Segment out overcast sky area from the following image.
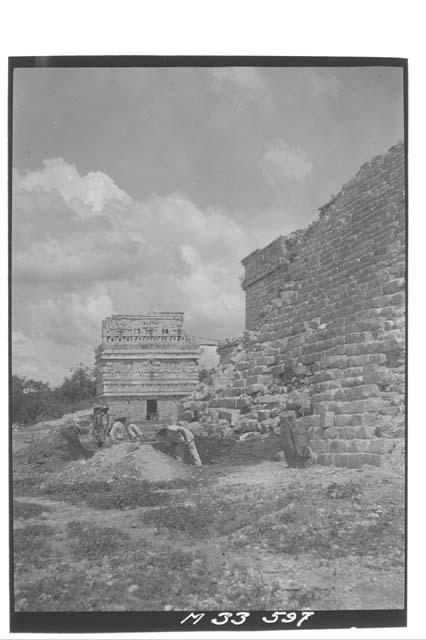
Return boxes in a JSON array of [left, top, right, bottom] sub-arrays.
[[12, 65, 404, 384]]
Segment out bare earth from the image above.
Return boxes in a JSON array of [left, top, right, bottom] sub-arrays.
[[13, 445, 404, 612]]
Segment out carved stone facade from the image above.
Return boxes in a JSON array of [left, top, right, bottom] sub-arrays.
[[96, 313, 200, 422]]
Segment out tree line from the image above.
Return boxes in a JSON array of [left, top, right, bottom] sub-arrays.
[[12, 364, 216, 427], [11, 364, 97, 426]]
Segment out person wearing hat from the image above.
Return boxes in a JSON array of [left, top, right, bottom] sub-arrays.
[[157, 424, 202, 466], [91, 406, 110, 447]]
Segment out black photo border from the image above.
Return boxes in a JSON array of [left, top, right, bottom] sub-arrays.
[[8, 55, 408, 633]]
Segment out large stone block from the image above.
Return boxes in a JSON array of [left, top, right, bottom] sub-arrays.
[[323, 427, 339, 439], [219, 408, 241, 426], [329, 439, 348, 453], [383, 278, 405, 294], [347, 453, 366, 469], [365, 452, 383, 467], [334, 414, 353, 427], [356, 425, 376, 438], [305, 414, 321, 427], [320, 411, 335, 427], [246, 384, 266, 395], [333, 453, 350, 467], [317, 453, 334, 466], [240, 419, 259, 433], [220, 397, 239, 409], [271, 364, 286, 377], [236, 396, 252, 410], [256, 356, 276, 366], [368, 437, 396, 454], [345, 384, 380, 400], [247, 375, 268, 385], [339, 426, 359, 440], [310, 440, 331, 453]]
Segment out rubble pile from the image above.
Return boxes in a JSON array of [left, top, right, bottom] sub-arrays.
[[179, 143, 406, 468], [50, 443, 189, 483], [179, 332, 319, 450]]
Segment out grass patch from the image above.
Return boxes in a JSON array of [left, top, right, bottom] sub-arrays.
[[13, 500, 51, 520], [14, 523, 56, 570], [15, 567, 108, 611], [243, 500, 404, 561], [15, 543, 296, 611], [142, 489, 298, 538], [66, 521, 131, 561], [41, 478, 172, 510], [13, 474, 45, 497]]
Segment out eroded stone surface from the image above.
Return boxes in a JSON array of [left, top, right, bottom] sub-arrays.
[[179, 143, 406, 468]]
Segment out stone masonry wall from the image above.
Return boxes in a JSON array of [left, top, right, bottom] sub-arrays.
[[241, 233, 304, 330], [105, 397, 179, 423], [178, 142, 406, 469]]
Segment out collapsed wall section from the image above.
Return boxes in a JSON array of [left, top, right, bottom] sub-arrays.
[[179, 142, 406, 468]]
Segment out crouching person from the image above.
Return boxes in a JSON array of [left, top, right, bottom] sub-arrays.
[[127, 422, 144, 440], [106, 416, 128, 444], [106, 417, 145, 445], [157, 425, 202, 466]]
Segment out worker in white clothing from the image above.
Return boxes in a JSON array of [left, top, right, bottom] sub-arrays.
[[157, 425, 202, 466], [107, 417, 127, 443], [107, 417, 145, 444], [127, 422, 144, 440]]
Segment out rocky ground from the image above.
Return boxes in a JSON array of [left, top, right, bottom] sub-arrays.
[[13, 436, 404, 612]]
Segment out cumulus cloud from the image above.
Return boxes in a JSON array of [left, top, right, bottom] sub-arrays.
[[260, 139, 313, 184], [12, 159, 253, 383], [14, 158, 131, 214]]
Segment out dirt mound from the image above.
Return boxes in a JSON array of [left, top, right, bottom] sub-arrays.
[[14, 425, 94, 472], [51, 443, 189, 483]]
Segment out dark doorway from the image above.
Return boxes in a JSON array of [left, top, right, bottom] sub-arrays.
[[147, 399, 158, 421]]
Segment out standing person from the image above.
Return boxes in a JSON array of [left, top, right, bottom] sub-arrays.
[[157, 424, 202, 466], [91, 406, 110, 447]]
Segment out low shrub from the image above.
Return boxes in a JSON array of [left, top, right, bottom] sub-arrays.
[[14, 523, 56, 570], [66, 521, 131, 561]]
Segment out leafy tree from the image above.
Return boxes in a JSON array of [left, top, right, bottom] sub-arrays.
[[12, 363, 97, 426], [54, 364, 96, 404], [11, 375, 52, 425]]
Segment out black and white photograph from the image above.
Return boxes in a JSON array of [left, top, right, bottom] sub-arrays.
[[9, 58, 407, 633]]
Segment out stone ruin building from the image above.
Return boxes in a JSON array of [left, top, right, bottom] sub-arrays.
[[179, 141, 406, 468], [95, 313, 200, 423]]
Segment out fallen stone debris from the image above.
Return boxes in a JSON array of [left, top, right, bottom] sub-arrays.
[[176, 142, 406, 470]]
